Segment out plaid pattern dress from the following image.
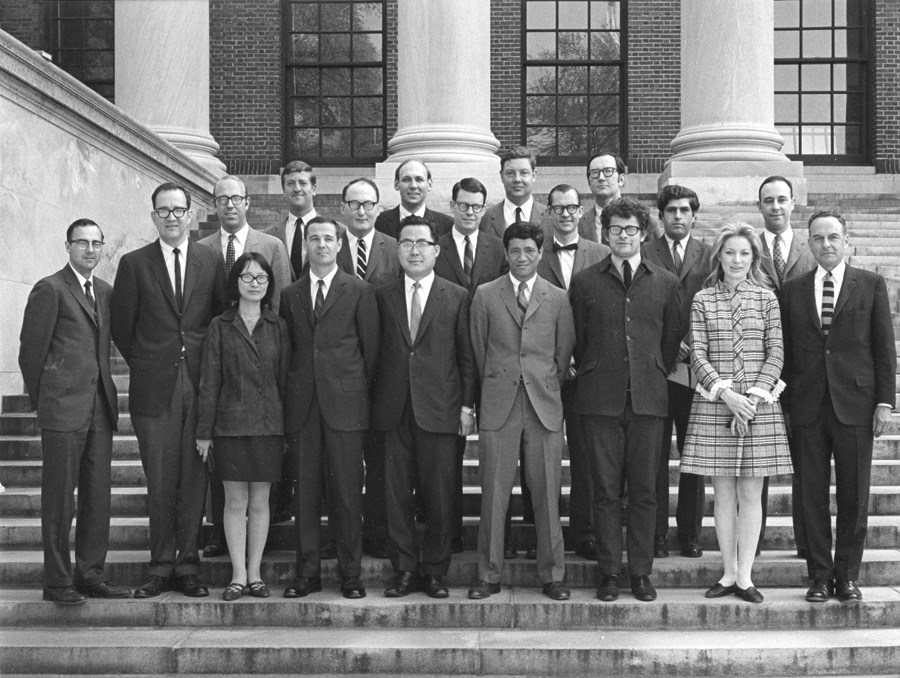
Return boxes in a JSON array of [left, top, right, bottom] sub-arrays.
[[680, 280, 792, 477]]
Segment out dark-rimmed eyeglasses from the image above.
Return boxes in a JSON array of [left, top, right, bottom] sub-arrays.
[[214, 195, 247, 207], [588, 167, 618, 179], [549, 204, 582, 215], [153, 207, 188, 219], [608, 225, 640, 236], [398, 239, 436, 252], [344, 200, 378, 211], [69, 239, 104, 250], [238, 274, 269, 285], [452, 201, 485, 214]]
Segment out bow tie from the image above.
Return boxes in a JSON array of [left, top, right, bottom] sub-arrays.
[[553, 242, 578, 252]]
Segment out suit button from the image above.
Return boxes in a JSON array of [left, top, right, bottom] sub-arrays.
[[624, 357, 629, 361], [410, 352, 415, 357], [91, 378, 97, 384], [825, 350, 830, 355], [626, 336, 631, 341], [626, 317, 631, 321]]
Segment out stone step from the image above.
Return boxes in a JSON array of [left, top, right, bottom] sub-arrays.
[[0, 413, 134, 436], [1, 625, 897, 676], [2, 394, 132, 415]]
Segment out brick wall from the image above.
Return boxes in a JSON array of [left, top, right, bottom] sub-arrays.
[[490, 0, 522, 149], [875, 0, 900, 173], [209, 0, 283, 174], [386, 0, 397, 139], [0, 1, 45, 51]]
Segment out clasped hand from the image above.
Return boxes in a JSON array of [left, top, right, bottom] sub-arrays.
[[721, 389, 756, 438]]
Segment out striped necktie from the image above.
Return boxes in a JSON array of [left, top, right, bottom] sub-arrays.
[[821, 272, 834, 335], [356, 238, 368, 280]]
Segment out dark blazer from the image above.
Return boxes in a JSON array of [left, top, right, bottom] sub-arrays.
[[432, 230, 508, 297], [372, 276, 476, 434], [267, 213, 313, 281], [760, 227, 817, 292], [197, 306, 291, 439], [577, 206, 601, 243], [337, 230, 402, 288], [375, 206, 454, 240], [570, 256, 681, 418], [478, 200, 553, 240], [537, 237, 610, 291], [18, 266, 118, 431], [111, 239, 226, 417], [782, 265, 896, 427], [279, 267, 380, 433]]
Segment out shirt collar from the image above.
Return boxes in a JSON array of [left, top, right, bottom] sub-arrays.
[[220, 223, 249, 247], [347, 228, 375, 249], [405, 271, 435, 291], [611, 252, 641, 272], [399, 204, 426, 220], [68, 263, 92, 287], [313, 264, 338, 287], [509, 272, 537, 291], [290, 209, 316, 228], [764, 226, 793, 250], [159, 236, 188, 256], [816, 260, 846, 284], [504, 196, 534, 224], [452, 226, 477, 243], [554, 235, 580, 249], [664, 233, 690, 250]]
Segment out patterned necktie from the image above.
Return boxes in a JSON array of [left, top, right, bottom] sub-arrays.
[[314, 279, 325, 323], [356, 238, 368, 280], [409, 282, 422, 341], [290, 218, 305, 278], [517, 281, 529, 319], [225, 234, 236, 273], [173, 247, 183, 314], [84, 280, 99, 325], [622, 259, 632, 288], [821, 272, 834, 335], [463, 235, 474, 284], [672, 240, 683, 275], [730, 288, 745, 385], [773, 234, 786, 283], [515, 207, 524, 224]]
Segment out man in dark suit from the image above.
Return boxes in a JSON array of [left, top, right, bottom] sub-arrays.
[[279, 216, 380, 599], [269, 160, 318, 281], [374, 159, 454, 239], [111, 183, 227, 599], [537, 183, 608, 562], [468, 222, 576, 601], [479, 145, 552, 240], [570, 197, 681, 602], [373, 216, 477, 598], [781, 210, 896, 603], [18, 219, 128, 605], [642, 184, 712, 560], [577, 150, 627, 243]]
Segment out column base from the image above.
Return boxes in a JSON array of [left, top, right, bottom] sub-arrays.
[[152, 125, 227, 177], [659, 159, 807, 205], [386, 125, 501, 164]]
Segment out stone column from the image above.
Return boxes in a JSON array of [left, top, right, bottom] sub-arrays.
[[115, 0, 225, 176], [660, 0, 805, 203]]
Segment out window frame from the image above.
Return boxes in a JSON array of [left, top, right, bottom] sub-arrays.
[[44, 0, 116, 103]]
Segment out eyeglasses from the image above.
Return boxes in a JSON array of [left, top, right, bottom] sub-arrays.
[[214, 195, 247, 206], [398, 239, 436, 252], [238, 274, 269, 285], [69, 239, 104, 250], [608, 225, 641, 236], [153, 207, 188, 219], [548, 204, 582, 215], [452, 201, 485, 214], [587, 167, 618, 179], [344, 200, 377, 211]]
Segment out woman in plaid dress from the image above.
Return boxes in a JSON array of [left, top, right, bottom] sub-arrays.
[[680, 223, 792, 603]]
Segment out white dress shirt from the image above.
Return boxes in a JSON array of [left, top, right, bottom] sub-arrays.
[[285, 209, 316, 259], [509, 272, 537, 303], [405, 271, 434, 327], [399, 204, 426, 221], [309, 264, 338, 307], [553, 236, 579, 289], [218, 223, 249, 260], [68, 264, 93, 296], [611, 252, 641, 283], [451, 227, 477, 268], [503, 196, 535, 228], [664, 233, 690, 265], [763, 227, 794, 259], [159, 237, 188, 296]]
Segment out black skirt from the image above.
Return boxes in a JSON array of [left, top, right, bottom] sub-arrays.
[[212, 436, 284, 483]]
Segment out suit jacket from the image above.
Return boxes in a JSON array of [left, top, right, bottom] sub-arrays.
[[279, 267, 380, 433], [267, 214, 311, 281], [198, 226, 292, 312], [110, 239, 227, 417], [577, 205, 601, 243], [537, 237, 610, 291], [570, 256, 682, 417], [470, 275, 575, 432], [433, 230, 508, 297], [478, 200, 553, 241], [760, 227, 817, 292], [372, 276, 476, 434], [374, 206, 454, 240], [18, 266, 118, 432], [337, 230, 402, 288], [782, 265, 896, 427]]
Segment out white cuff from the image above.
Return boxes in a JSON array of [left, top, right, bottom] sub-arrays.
[[697, 379, 732, 402], [748, 380, 786, 404]]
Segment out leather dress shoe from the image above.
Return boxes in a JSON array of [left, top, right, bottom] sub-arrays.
[[363, 539, 390, 559], [468, 580, 500, 599], [341, 576, 367, 599], [384, 571, 419, 598], [705, 582, 739, 598], [202, 525, 228, 558], [736, 585, 764, 603], [654, 534, 669, 558], [596, 574, 619, 601], [574, 540, 597, 560], [175, 574, 209, 598], [680, 536, 703, 558], [450, 537, 465, 554], [423, 575, 449, 599], [503, 543, 518, 560], [133, 575, 172, 599], [542, 581, 571, 600], [283, 576, 322, 598], [320, 542, 337, 560], [76, 581, 132, 598], [43, 585, 86, 605], [631, 575, 657, 601], [836, 580, 862, 602], [525, 547, 537, 560], [805, 579, 834, 603]]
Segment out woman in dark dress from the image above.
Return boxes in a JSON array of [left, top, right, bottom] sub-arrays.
[[197, 252, 290, 600]]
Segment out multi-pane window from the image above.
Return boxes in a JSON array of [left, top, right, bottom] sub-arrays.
[[774, 0, 870, 160], [46, 1, 115, 102], [284, 0, 385, 165], [523, 0, 624, 162]]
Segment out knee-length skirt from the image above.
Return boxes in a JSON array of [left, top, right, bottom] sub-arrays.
[[213, 435, 284, 483]]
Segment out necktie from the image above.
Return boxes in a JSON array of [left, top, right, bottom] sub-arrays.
[[553, 242, 578, 252], [356, 238, 368, 280], [290, 218, 305, 278], [515, 207, 524, 224], [84, 280, 99, 325], [225, 234, 236, 273], [173, 247, 183, 314], [517, 281, 529, 318], [409, 282, 422, 341], [463, 235, 474, 284], [821, 272, 834, 335], [773, 234, 786, 283], [314, 279, 325, 323], [622, 259, 632, 288], [730, 288, 745, 385], [672, 240, 683, 275]]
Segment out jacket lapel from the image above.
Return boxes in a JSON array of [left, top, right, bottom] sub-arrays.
[[414, 278, 442, 343], [365, 233, 385, 282], [392, 283, 413, 347], [441, 234, 468, 287], [759, 236, 780, 289], [800, 271, 822, 336], [524, 277, 547, 322], [832, 266, 857, 320], [63, 266, 98, 326], [181, 240, 201, 310], [149, 241, 179, 314], [680, 237, 702, 280], [320, 270, 346, 318], [338, 234, 355, 275], [500, 276, 521, 324], [297, 276, 314, 327], [545, 250, 566, 288]]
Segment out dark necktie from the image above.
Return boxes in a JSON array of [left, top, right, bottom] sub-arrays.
[[672, 239, 683, 275], [84, 280, 99, 325], [356, 238, 368, 280], [515, 207, 524, 224], [773, 234, 786, 283], [517, 281, 529, 319], [409, 282, 422, 341], [463, 235, 474, 283], [821, 272, 834, 335], [622, 259, 632, 288], [225, 234, 236, 273], [173, 247, 183, 314], [314, 279, 325, 323], [553, 242, 578, 252], [290, 218, 305, 278]]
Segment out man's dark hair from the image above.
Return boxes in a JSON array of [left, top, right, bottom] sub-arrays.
[[452, 177, 487, 202], [394, 159, 432, 183], [66, 218, 103, 242], [226, 251, 276, 308], [586, 150, 627, 176], [808, 209, 847, 234], [548, 183, 581, 206], [304, 215, 344, 239], [600, 197, 651, 232], [758, 175, 793, 201], [152, 182, 191, 210], [342, 177, 380, 203], [499, 145, 537, 172], [281, 160, 316, 188], [657, 184, 700, 215], [503, 221, 544, 250], [398, 215, 439, 244]]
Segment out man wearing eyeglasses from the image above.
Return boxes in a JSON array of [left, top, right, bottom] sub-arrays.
[[579, 150, 628, 244], [19, 219, 128, 605], [479, 146, 552, 240], [111, 182, 227, 600], [374, 160, 454, 240]]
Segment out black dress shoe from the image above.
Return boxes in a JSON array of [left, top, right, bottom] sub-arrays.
[[596, 574, 619, 601], [736, 585, 764, 603], [805, 579, 834, 603], [269, 510, 293, 524], [76, 581, 132, 599], [654, 534, 669, 558], [705, 582, 739, 598], [836, 580, 862, 602], [504, 543, 518, 560], [542, 581, 571, 600], [43, 585, 86, 605], [468, 580, 500, 599], [423, 575, 449, 599], [525, 547, 537, 560], [384, 571, 419, 598], [679, 536, 703, 558], [574, 540, 597, 560], [133, 575, 172, 599], [175, 574, 209, 598], [450, 537, 465, 554], [283, 576, 322, 598], [363, 539, 390, 559], [341, 576, 367, 599], [202, 525, 228, 558], [630, 575, 657, 601], [320, 542, 338, 560]]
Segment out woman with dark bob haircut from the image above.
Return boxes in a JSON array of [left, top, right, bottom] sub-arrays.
[[196, 252, 290, 600]]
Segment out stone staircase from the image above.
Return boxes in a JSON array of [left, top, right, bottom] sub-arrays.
[[2, 192, 900, 676]]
